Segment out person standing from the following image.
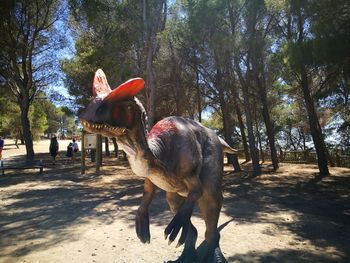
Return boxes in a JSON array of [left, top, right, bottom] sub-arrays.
[[49, 136, 59, 164], [72, 139, 79, 153], [66, 142, 74, 163], [71, 138, 79, 162], [0, 136, 4, 160]]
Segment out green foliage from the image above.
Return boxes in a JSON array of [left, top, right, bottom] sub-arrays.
[[0, 98, 21, 138], [202, 111, 223, 132], [58, 0, 350, 154], [30, 101, 49, 140], [62, 0, 144, 113]]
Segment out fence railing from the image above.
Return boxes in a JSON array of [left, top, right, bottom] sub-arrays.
[[236, 150, 350, 168]]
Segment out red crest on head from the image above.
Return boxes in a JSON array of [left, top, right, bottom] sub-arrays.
[[105, 77, 145, 102], [92, 69, 145, 101], [92, 69, 112, 98]]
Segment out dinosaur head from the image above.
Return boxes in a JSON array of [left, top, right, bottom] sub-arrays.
[[80, 69, 146, 138]]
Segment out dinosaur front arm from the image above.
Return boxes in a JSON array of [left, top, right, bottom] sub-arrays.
[[136, 178, 157, 243], [164, 176, 203, 247]]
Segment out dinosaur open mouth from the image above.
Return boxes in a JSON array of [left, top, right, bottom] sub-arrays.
[[80, 119, 127, 137]]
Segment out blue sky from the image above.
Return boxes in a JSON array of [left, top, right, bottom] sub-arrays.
[[49, 18, 76, 107]]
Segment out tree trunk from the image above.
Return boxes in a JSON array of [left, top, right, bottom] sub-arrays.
[[19, 130, 25, 145], [249, 15, 279, 170], [105, 137, 110, 157], [253, 105, 264, 163], [142, 0, 166, 129], [143, 0, 156, 129], [112, 138, 119, 158], [215, 65, 241, 172], [219, 92, 241, 172], [195, 63, 202, 122], [242, 86, 261, 176], [300, 67, 330, 175], [145, 38, 156, 129], [296, 6, 330, 176], [232, 90, 250, 162], [234, 58, 261, 175], [20, 103, 34, 161], [236, 105, 250, 162], [256, 78, 279, 170]]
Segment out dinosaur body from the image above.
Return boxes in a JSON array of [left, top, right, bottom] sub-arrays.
[[80, 69, 235, 262]]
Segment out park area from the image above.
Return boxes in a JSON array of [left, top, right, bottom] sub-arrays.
[[0, 140, 349, 263], [1, 1, 350, 263]]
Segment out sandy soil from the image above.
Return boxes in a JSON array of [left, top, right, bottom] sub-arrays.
[[0, 140, 349, 263]]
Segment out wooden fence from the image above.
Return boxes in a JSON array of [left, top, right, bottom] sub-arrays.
[[237, 150, 350, 168]]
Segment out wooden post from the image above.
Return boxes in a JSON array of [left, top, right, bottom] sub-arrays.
[[39, 159, 43, 174], [81, 130, 86, 174], [96, 134, 102, 173], [99, 135, 103, 165], [279, 148, 284, 162], [336, 149, 341, 167]]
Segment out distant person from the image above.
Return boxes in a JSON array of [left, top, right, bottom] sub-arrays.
[[0, 136, 4, 160], [49, 136, 59, 165], [72, 139, 79, 153], [66, 142, 74, 163], [14, 138, 19, 149]]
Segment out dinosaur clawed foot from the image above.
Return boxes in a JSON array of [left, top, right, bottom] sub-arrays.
[[198, 245, 227, 263], [165, 246, 226, 263], [164, 208, 191, 246], [135, 207, 150, 243], [211, 247, 227, 263], [165, 249, 198, 263]]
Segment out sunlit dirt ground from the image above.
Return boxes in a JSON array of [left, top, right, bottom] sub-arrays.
[[0, 140, 349, 262]]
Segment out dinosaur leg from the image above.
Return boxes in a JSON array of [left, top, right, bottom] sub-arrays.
[[198, 188, 226, 263], [136, 178, 156, 243], [164, 176, 202, 245], [166, 192, 198, 263]]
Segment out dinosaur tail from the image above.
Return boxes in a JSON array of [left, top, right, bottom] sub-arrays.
[[219, 137, 238, 154]]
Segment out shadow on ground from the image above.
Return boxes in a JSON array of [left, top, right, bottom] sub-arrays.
[[0, 153, 349, 262], [221, 163, 350, 262], [0, 152, 149, 258]]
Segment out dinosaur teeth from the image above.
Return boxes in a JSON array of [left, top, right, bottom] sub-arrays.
[[81, 122, 126, 135]]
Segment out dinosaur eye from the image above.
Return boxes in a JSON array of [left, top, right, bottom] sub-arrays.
[[112, 103, 134, 127], [125, 104, 133, 126], [112, 105, 121, 120]]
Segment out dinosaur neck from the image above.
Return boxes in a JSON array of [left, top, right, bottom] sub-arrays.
[[117, 115, 188, 194], [117, 121, 160, 177]]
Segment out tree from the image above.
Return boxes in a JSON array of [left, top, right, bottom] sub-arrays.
[[30, 100, 49, 140], [0, 94, 22, 141], [43, 101, 63, 136], [61, 0, 350, 173], [63, 0, 146, 112], [0, 0, 65, 160], [142, 0, 167, 128], [279, 0, 331, 175]]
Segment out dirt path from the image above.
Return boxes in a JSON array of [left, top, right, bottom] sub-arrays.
[[0, 140, 349, 262]]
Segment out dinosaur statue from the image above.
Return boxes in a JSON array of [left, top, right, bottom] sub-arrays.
[[80, 69, 236, 263]]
